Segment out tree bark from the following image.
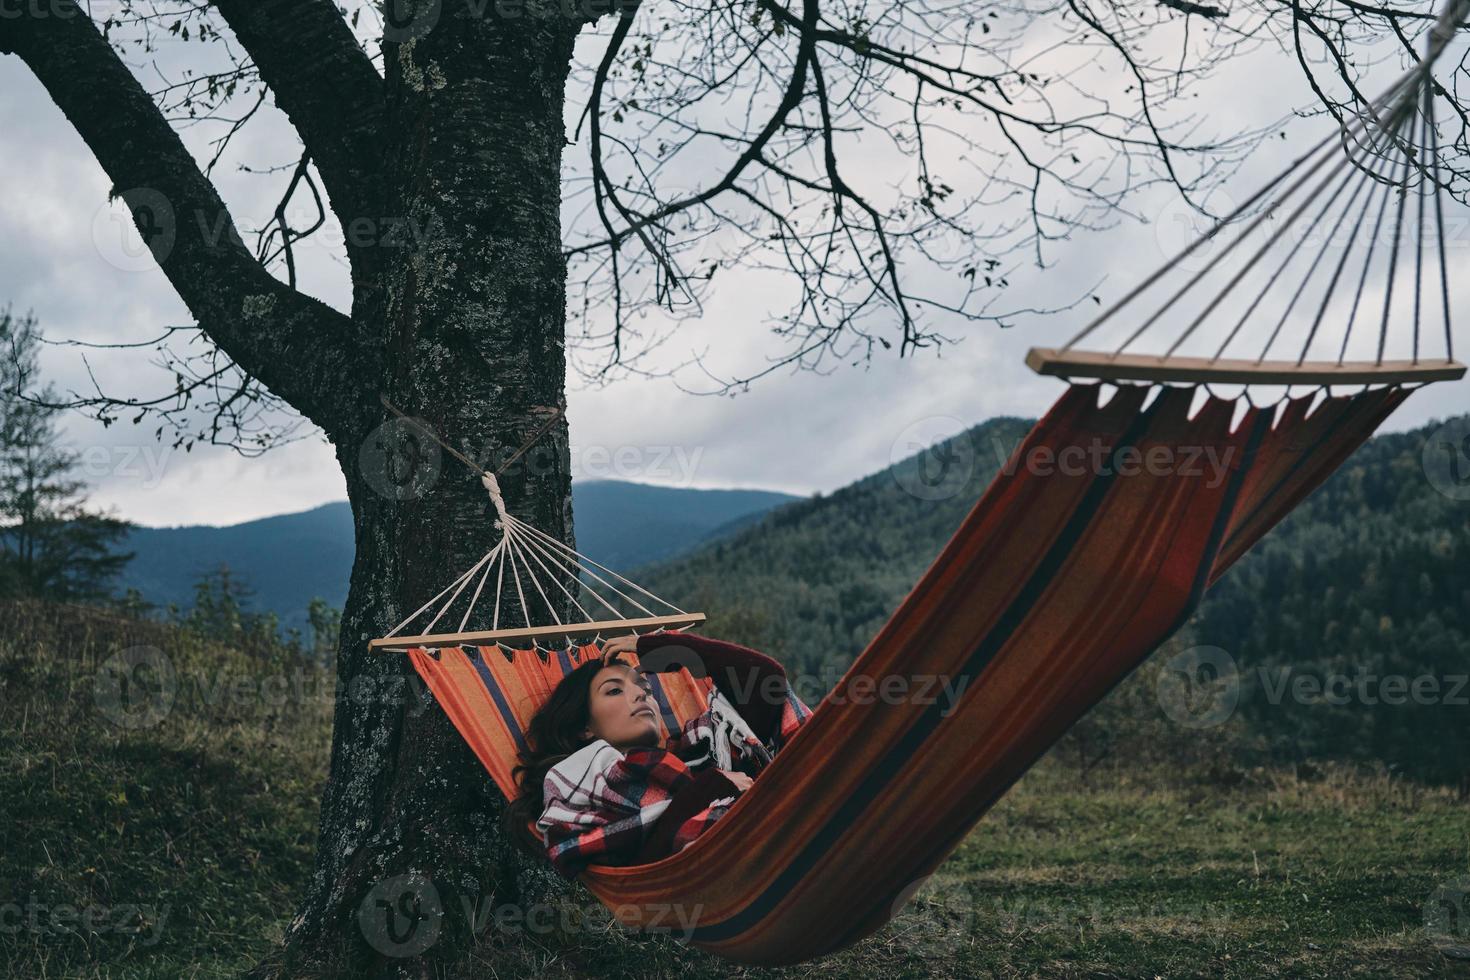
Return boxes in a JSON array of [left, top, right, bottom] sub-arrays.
[[4, 0, 597, 971], [257, 5, 585, 975]]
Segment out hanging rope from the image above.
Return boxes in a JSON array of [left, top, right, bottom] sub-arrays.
[[1058, 59, 1424, 356], [1425, 76, 1454, 363], [1043, 2, 1466, 387], [375, 395, 696, 648]]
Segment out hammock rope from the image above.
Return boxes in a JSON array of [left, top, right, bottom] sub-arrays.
[[376, 469, 701, 651], [1427, 75, 1454, 361], [1060, 61, 1420, 357], [1030, 1, 1470, 387]]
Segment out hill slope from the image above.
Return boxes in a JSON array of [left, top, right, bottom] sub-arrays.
[[627, 408, 1470, 783], [114, 481, 800, 631]]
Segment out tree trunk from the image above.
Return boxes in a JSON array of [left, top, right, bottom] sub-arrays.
[[258, 7, 583, 975]]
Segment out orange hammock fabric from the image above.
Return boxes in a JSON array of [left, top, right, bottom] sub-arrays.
[[407, 638, 724, 800], [402, 380, 1410, 965]]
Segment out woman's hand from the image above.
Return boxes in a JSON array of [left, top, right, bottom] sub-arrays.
[[599, 633, 640, 660], [717, 769, 754, 792]]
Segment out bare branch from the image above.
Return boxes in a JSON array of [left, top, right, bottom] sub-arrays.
[[1156, 0, 1228, 18], [206, 0, 388, 258], [0, 0, 371, 440], [560, 0, 1470, 392]]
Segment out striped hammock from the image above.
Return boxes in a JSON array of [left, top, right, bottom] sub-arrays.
[[371, 3, 1467, 964], [390, 380, 1414, 964]]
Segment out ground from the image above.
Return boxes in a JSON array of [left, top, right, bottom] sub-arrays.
[[2, 600, 1466, 978]]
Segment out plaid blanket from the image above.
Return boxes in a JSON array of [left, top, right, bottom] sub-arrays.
[[677, 685, 811, 771], [535, 739, 709, 879], [536, 693, 812, 879]]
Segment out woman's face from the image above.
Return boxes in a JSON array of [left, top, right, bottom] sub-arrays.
[[582, 663, 661, 750]]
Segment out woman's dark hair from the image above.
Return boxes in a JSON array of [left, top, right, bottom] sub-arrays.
[[502, 653, 634, 857]]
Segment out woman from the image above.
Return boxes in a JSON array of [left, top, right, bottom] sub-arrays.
[[502, 630, 811, 879]]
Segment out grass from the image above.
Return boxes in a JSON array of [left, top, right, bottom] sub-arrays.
[[2, 598, 1467, 978], [0, 598, 331, 979]]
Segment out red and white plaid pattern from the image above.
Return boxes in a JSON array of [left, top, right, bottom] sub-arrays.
[[537, 690, 812, 879]]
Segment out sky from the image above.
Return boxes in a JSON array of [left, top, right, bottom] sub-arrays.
[[0, 4, 1466, 529]]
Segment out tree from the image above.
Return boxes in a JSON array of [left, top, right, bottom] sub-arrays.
[[0, 308, 133, 602], [110, 585, 158, 620], [177, 562, 254, 636], [307, 595, 343, 667], [1, 0, 1465, 973], [171, 562, 319, 661]]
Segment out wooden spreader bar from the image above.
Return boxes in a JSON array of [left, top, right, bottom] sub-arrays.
[[369, 612, 707, 653], [1027, 348, 1467, 386]]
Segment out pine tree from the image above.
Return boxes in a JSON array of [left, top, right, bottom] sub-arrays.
[[306, 596, 342, 667], [0, 307, 134, 601]]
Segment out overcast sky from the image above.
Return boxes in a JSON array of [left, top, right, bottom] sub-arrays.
[[1, 6, 1466, 529]]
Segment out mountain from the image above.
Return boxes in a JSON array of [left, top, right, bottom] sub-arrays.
[[116, 502, 355, 631], [569, 480, 799, 570], [114, 480, 801, 634], [625, 414, 1037, 676], [1191, 415, 1470, 783], [109, 408, 1470, 783], [625, 410, 1470, 785]]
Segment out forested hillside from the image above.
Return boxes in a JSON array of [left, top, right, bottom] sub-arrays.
[[633, 415, 1036, 680], [1197, 420, 1470, 784], [632, 406, 1470, 786]]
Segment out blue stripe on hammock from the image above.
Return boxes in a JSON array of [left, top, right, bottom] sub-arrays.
[[687, 387, 1170, 944], [463, 645, 530, 757], [646, 675, 680, 739]]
